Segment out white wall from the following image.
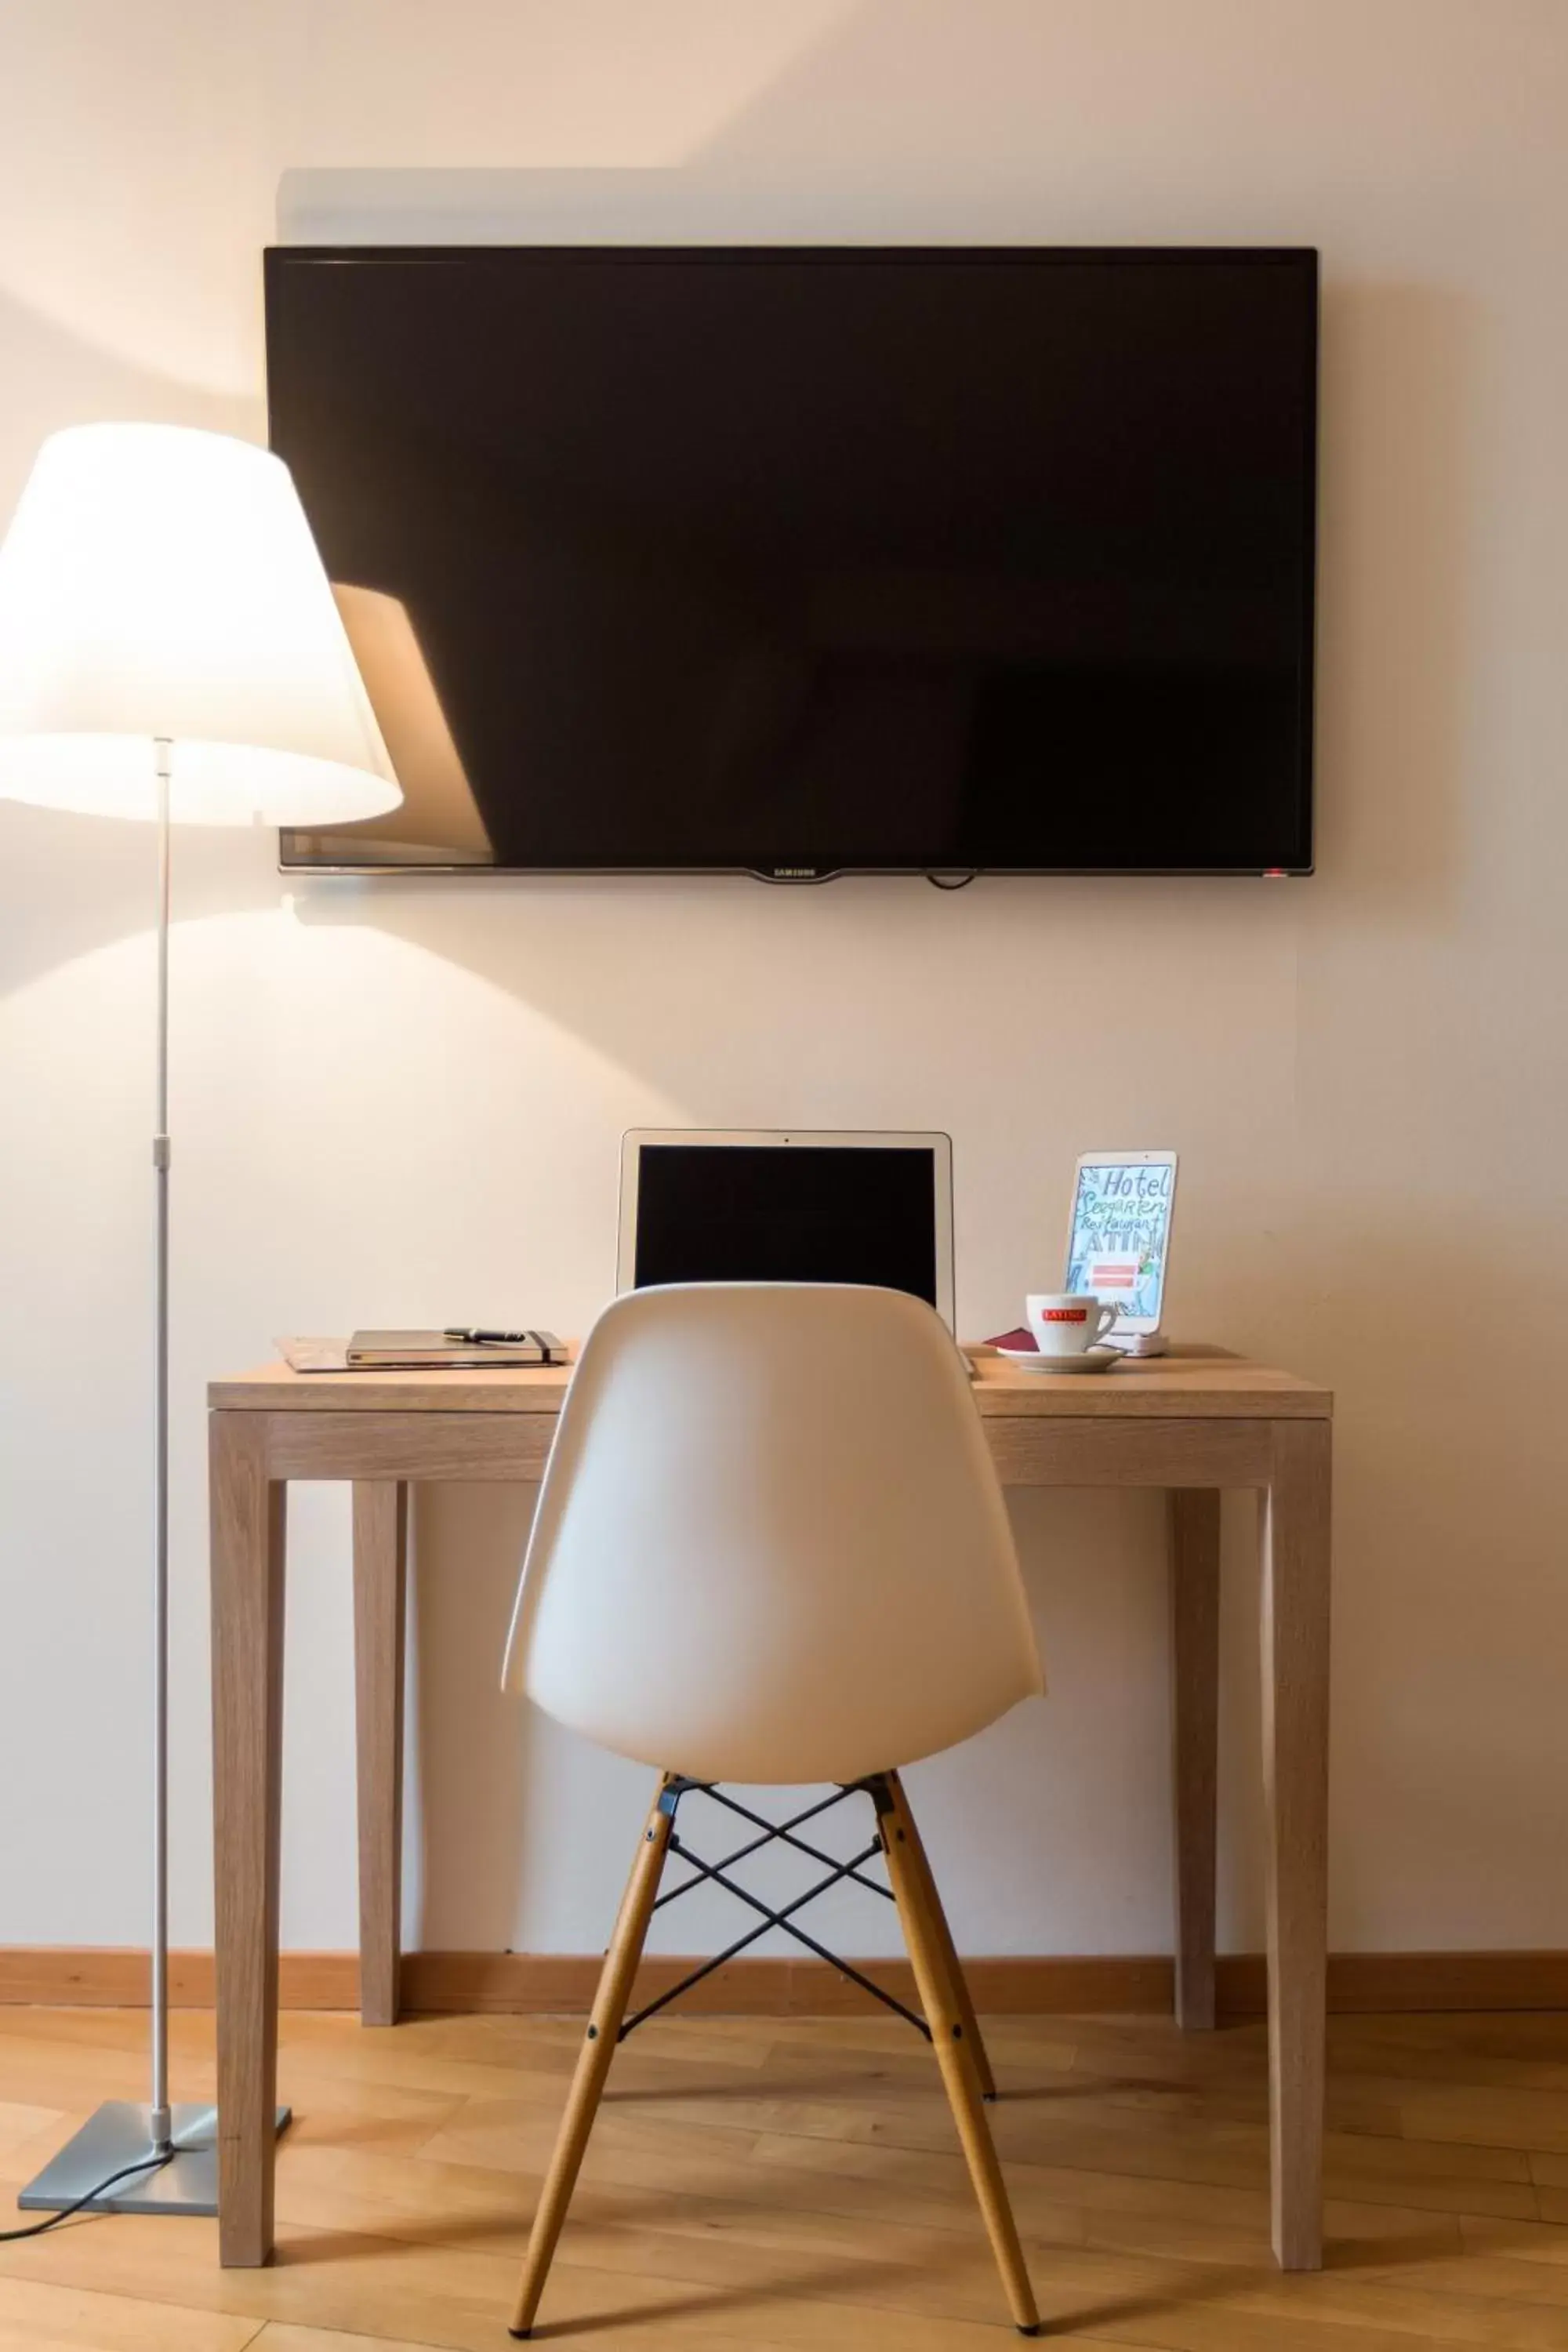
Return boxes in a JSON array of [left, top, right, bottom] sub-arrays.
[[2, 0, 1566, 1965]]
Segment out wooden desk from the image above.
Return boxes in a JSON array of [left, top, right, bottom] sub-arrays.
[[208, 1345, 1331, 2274]]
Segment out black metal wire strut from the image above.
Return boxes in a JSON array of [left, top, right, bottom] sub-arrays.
[[619, 1780, 931, 2042]]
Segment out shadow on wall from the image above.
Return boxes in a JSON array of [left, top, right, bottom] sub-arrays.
[[410, 1482, 535, 1948], [1311, 279, 1475, 921], [1232, 1203, 1568, 1950]]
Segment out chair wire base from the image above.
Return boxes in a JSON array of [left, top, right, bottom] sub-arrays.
[[619, 1777, 930, 2042]]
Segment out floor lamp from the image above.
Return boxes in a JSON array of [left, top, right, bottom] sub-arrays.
[[0, 423, 402, 2216]]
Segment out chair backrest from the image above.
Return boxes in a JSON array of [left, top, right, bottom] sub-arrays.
[[502, 1283, 1043, 1785]]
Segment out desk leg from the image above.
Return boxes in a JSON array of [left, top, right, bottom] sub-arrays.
[[211, 1410, 286, 2267], [1261, 1419, 1331, 2272], [353, 1481, 408, 2027], [1169, 1490, 1220, 2031]]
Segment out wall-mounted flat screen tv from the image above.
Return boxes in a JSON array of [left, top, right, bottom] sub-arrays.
[[266, 246, 1317, 878]]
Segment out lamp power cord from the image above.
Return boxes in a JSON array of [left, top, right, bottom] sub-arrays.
[[0, 2149, 174, 2241]]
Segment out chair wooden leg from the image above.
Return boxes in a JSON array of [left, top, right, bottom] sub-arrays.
[[510, 1777, 675, 2339], [878, 1777, 1040, 2335], [884, 1771, 997, 2099]]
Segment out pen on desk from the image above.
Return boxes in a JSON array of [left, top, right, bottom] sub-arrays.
[[444, 1327, 532, 1345]]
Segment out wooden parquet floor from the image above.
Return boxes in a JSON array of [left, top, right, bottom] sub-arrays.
[[8, 2002, 1568, 2348]]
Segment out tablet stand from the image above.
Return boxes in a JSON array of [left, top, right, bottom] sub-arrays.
[[1111, 1329, 1169, 1357]]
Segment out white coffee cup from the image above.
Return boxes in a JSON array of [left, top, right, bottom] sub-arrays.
[[1026, 1292, 1121, 1357]]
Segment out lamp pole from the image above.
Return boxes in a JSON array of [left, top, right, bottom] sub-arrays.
[[150, 737, 172, 2158]]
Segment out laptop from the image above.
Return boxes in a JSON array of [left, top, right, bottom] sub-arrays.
[[617, 1130, 956, 1333]]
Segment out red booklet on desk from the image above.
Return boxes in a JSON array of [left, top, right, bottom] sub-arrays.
[[984, 1327, 1039, 1352]]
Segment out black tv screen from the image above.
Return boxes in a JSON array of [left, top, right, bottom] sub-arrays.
[[266, 246, 1317, 877]]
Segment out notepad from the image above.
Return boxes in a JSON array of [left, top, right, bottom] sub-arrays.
[[347, 1330, 562, 1368], [275, 1333, 564, 1373]]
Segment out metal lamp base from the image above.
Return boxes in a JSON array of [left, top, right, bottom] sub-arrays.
[[16, 2100, 291, 2219]]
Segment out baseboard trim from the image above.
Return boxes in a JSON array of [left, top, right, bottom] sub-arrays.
[[4, 1946, 1566, 2016], [0, 1948, 354, 2009], [401, 1951, 1176, 2016], [1218, 1950, 1568, 2016]]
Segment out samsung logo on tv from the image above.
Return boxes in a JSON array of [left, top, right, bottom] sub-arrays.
[[771, 865, 819, 879]]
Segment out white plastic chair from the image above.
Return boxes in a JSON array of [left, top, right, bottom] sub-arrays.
[[501, 1281, 1046, 2336]]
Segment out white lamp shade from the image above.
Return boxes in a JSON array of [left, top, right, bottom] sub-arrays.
[[0, 423, 403, 825]]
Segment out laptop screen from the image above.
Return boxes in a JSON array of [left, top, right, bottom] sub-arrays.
[[631, 1143, 940, 1308]]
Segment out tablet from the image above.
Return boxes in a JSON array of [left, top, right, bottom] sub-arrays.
[[1062, 1151, 1178, 1345]]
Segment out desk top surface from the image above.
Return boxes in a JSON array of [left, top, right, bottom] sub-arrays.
[[211, 1343, 1330, 1420]]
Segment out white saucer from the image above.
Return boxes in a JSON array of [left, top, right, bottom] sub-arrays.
[[996, 1345, 1120, 1376]]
